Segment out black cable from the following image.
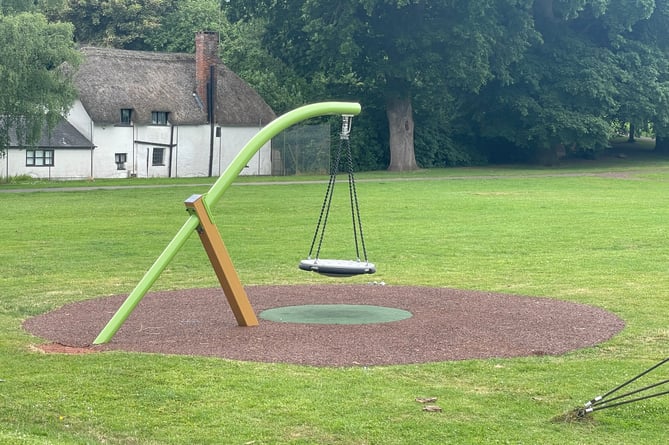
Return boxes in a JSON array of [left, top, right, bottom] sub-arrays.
[[585, 357, 668, 408], [587, 389, 669, 413], [591, 379, 669, 407]]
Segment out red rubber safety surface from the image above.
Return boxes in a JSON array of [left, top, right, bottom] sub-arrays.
[[23, 285, 625, 367]]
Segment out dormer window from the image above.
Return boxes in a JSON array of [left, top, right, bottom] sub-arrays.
[[120, 108, 132, 125], [151, 111, 169, 125]]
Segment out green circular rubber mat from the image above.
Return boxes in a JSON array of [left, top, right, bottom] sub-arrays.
[[259, 304, 413, 325]]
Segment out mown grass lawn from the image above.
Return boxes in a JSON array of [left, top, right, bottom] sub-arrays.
[[1, 147, 668, 444]]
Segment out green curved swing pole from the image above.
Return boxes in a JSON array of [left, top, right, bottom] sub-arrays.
[[93, 102, 361, 344]]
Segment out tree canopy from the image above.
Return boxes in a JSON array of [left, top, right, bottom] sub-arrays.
[[226, 0, 538, 170], [48, 0, 178, 49], [470, 0, 669, 163], [4, 0, 669, 168], [0, 10, 80, 155], [0, 0, 64, 14], [143, 0, 309, 114], [226, 0, 669, 168]]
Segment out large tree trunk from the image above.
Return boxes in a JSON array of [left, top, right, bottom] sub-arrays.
[[386, 95, 418, 171], [532, 143, 561, 166], [628, 123, 636, 143], [655, 134, 669, 153]]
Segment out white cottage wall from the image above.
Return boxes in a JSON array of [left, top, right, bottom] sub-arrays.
[[66, 101, 94, 140], [133, 124, 173, 178], [172, 126, 272, 178], [215, 127, 272, 177], [1, 126, 272, 180], [61, 103, 272, 180], [1, 150, 26, 179], [172, 125, 211, 178], [1, 148, 94, 180], [90, 124, 136, 178]]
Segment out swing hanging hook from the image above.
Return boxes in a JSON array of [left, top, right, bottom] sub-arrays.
[[341, 115, 353, 140]]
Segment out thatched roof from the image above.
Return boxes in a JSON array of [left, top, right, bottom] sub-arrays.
[[75, 47, 275, 126]]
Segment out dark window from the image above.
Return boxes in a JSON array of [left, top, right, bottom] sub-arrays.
[[26, 149, 54, 167], [115, 153, 128, 170], [152, 148, 165, 166], [151, 111, 169, 125], [120, 109, 132, 124]]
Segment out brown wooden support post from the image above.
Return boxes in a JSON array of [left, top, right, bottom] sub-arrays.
[[184, 194, 258, 326]]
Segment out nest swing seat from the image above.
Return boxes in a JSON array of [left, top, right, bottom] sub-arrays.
[[299, 115, 376, 278], [299, 258, 376, 277]]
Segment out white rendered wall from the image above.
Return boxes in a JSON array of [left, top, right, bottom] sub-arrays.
[[171, 125, 210, 178], [213, 126, 272, 177], [5, 105, 273, 180], [1, 148, 94, 180], [66, 101, 94, 140], [88, 124, 136, 178]]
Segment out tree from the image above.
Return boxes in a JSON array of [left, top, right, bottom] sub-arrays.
[[49, 0, 177, 49], [0, 12, 80, 155], [144, 0, 226, 53], [1, 0, 65, 14], [144, 0, 309, 114], [630, 0, 669, 152], [468, 0, 669, 163], [227, 0, 537, 171]]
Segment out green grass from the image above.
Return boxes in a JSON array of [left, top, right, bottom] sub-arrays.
[[2, 145, 669, 444]]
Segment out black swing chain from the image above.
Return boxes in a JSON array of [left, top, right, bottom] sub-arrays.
[[307, 115, 369, 263], [307, 129, 344, 260], [344, 134, 369, 262]]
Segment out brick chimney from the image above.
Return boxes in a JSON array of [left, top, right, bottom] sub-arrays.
[[195, 31, 219, 116]]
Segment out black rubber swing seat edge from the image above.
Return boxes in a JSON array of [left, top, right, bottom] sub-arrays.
[[299, 259, 376, 277]]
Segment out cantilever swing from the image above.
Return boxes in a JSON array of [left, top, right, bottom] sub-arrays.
[[299, 115, 376, 277], [93, 102, 362, 345]]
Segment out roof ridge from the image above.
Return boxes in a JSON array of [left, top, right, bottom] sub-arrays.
[[80, 46, 194, 62]]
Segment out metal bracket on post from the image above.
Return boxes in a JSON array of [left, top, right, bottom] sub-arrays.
[[184, 194, 258, 327], [341, 115, 353, 140]]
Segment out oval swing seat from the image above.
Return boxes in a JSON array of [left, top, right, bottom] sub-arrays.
[[299, 258, 376, 278]]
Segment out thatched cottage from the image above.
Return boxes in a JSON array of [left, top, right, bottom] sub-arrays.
[[2, 32, 275, 180]]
